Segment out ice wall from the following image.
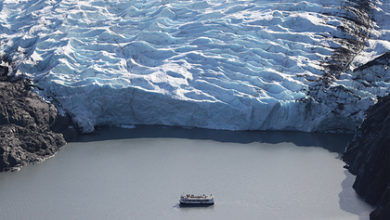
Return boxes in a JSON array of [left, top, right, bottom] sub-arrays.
[[0, 0, 389, 132]]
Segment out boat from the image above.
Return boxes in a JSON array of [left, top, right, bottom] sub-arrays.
[[179, 194, 214, 207]]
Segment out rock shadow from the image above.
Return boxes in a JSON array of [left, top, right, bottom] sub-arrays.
[[339, 170, 373, 220], [72, 125, 352, 154]]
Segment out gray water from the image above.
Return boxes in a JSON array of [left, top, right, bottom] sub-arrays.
[[0, 126, 373, 220]]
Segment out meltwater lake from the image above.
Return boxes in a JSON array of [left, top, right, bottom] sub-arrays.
[[0, 126, 372, 220]]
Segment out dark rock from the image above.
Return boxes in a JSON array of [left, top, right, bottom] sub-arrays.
[[370, 187, 390, 220], [0, 65, 8, 79], [61, 125, 79, 142], [354, 51, 390, 72], [0, 64, 75, 171], [343, 94, 390, 220], [51, 113, 78, 141]]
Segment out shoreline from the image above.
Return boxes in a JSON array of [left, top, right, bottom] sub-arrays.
[[1, 64, 388, 219], [0, 65, 76, 171]]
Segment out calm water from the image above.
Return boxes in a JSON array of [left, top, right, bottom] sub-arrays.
[[0, 126, 372, 220]]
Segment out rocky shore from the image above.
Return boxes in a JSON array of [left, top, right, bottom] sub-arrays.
[[1, 56, 389, 219], [344, 94, 390, 220], [0, 65, 76, 171]]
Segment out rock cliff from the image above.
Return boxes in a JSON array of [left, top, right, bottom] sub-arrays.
[[343, 94, 390, 220], [0, 65, 75, 171]]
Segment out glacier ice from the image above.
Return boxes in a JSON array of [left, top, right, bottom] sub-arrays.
[[0, 0, 389, 132]]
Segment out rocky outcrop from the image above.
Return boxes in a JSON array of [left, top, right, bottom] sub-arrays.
[[0, 65, 76, 171], [343, 94, 390, 220], [370, 186, 390, 220]]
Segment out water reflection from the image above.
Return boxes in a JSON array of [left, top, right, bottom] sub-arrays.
[[76, 125, 352, 154], [0, 125, 371, 220], [339, 170, 374, 220]]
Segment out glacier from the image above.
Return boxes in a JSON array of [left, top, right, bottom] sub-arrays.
[[0, 0, 389, 133]]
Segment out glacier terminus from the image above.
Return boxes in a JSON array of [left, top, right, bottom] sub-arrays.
[[0, 0, 389, 133]]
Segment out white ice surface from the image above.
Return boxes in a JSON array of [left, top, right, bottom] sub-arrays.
[[352, 0, 390, 67], [0, 0, 389, 132]]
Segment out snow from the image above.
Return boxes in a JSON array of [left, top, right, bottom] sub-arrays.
[[0, 0, 389, 133], [352, 0, 390, 68]]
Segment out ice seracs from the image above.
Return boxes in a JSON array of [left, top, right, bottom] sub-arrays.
[[0, 0, 389, 133]]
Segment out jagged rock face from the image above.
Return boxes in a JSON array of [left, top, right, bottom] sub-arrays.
[[0, 65, 73, 171], [370, 186, 390, 220], [343, 94, 390, 220]]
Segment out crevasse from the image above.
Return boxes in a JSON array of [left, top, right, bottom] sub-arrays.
[[0, 0, 389, 132]]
